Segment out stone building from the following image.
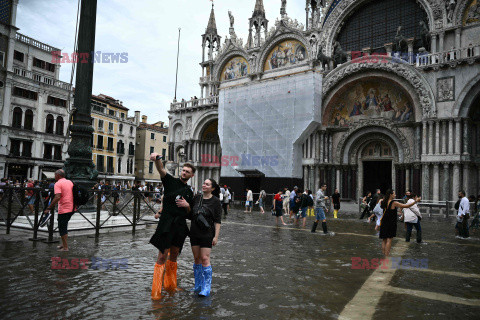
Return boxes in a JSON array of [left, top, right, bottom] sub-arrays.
[[91, 94, 139, 185], [0, 0, 73, 181], [169, 0, 480, 201], [134, 116, 169, 186]]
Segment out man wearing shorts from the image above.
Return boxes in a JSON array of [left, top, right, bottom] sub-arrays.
[[149, 153, 195, 299], [244, 188, 253, 213], [312, 184, 329, 234], [43, 170, 74, 251]]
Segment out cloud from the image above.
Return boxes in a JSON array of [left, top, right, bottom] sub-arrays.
[[16, 0, 307, 124]]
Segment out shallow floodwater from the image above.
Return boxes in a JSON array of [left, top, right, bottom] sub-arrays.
[[1, 211, 479, 319]]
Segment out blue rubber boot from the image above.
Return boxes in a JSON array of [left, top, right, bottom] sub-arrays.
[[193, 263, 203, 293], [198, 265, 212, 297]]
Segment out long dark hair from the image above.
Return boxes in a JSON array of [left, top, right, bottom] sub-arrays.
[[206, 178, 220, 198], [381, 189, 394, 209]]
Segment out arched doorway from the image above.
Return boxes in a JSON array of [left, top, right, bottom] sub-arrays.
[[360, 141, 394, 195]]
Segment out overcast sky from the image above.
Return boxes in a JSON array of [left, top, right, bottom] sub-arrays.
[[16, 0, 307, 124]]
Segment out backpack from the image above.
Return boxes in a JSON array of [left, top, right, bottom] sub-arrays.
[[73, 183, 89, 209]]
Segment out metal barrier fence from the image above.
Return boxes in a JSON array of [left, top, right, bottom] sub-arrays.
[[358, 198, 477, 218], [0, 187, 163, 241]]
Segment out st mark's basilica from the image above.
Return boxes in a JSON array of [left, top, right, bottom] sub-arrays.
[[167, 0, 480, 201]]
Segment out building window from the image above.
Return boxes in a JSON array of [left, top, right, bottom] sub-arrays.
[[43, 144, 53, 159], [117, 158, 122, 173], [0, 51, 4, 67], [45, 114, 54, 134], [336, 0, 428, 53], [47, 96, 67, 107], [24, 110, 33, 130], [162, 148, 166, 158], [14, 50, 24, 62], [126, 159, 130, 174], [150, 147, 154, 154], [98, 119, 104, 130], [108, 109, 115, 116], [108, 122, 114, 133], [12, 107, 22, 128], [22, 141, 33, 158], [33, 57, 55, 72], [54, 145, 62, 160], [163, 136, 167, 142], [129, 159, 134, 174], [56, 116, 64, 135], [97, 135, 104, 149], [121, 113, 125, 119], [13, 87, 38, 100], [107, 137, 114, 152], [119, 123, 123, 133], [92, 101, 105, 113], [129, 142, 135, 156], [151, 133, 155, 140], [149, 162, 154, 174], [130, 126, 133, 135], [10, 139, 21, 156], [107, 156, 114, 174], [117, 140, 125, 154], [97, 155, 104, 172]]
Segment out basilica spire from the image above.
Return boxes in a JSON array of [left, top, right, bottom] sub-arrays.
[[248, 0, 269, 48], [205, 3, 218, 36], [202, 2, 221, 62]]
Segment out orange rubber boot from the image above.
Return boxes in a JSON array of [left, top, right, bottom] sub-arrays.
[[164, 260, 178, 292], [151, 263, 165, 300]]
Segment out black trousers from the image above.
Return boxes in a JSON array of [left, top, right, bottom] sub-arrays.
[[222, 203, 228, 216]]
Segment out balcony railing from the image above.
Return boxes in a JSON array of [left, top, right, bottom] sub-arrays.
[[416, 45, 480, 67], [170, 96, 218, 111], [15, 32, 60, 53], [13, 66, 72, 90]]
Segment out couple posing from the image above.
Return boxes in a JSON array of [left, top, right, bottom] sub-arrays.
[[149, 153, 221, 300]]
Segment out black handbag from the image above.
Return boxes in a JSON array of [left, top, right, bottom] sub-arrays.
[[194, 196, 211, 231]]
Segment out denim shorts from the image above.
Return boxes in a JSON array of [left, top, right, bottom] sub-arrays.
[[27, 196, 36, 205], [315, 207, 326, 221], [297, 207, 307, 218]]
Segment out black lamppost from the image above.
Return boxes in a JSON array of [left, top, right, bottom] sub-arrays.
[[64, 0, 98, 189]]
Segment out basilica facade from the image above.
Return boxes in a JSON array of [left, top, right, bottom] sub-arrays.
[[168, 0, 480, 201]]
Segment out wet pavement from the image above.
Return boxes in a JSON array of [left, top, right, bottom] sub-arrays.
[[1, 209, 479, 319]]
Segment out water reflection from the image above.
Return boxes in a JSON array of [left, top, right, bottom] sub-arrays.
[[1, 211, 479, 319]]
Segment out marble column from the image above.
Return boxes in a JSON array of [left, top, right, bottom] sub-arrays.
[[455, 119, 462, 154], [422, 164, 430, 200], [320, 132, 325, 163], [455, 28, 461, 53], [406, 167, 411, 190], [415, 125, 422, 160], [358, 162, 363, 201], [336, 168, 341, 191], [463, 119, 470, 155], [309, 165, 314, 190], [314, 166, 320, 191], [304, 166, 308, 191], [431, 33, 437, 53], [328, 134, 333, 163], [422, 121, 427, 155], [453, 164, 460, 199], [439, 32, 445, 52], [433, 164, 440, 201], [435, 121, 440, 154], [441, 121, 447, 154], [407, 38, 415, 63], [463, 164, 470, 196], [448, 120, 454, 154], [441, 163, 450, 202], [428, 121, 434, 155]]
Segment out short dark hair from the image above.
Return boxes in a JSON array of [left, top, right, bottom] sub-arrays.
[[183, 163, 196, 174], [459, 190, 466, 197]]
